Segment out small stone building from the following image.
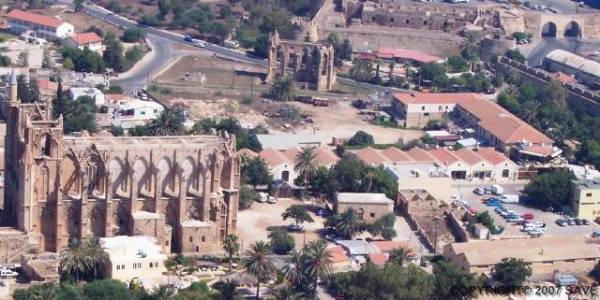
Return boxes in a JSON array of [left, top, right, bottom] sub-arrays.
[[334, 193, 394, 224]]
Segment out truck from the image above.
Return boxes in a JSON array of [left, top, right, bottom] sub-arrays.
[[489, 184, 504, 195], [501, 194, 519, 204]]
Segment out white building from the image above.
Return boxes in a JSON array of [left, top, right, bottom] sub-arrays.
[[112, 100, 164, 129], [69, 87, 106, 107], [101, 236, 167, 283], [64, 32, 103, 52], [7, 9, 74, 40]]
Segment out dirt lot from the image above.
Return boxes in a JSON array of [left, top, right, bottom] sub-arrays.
[[272, 101, 423, 145], [237, 199, 326, 251], [63, 11, 123, 35]]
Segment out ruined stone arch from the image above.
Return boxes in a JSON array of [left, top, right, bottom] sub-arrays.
[[564, 21, 581, 38], [181, 156, 197, 192], [86, 154, 105, 196], [542, 22, 557, 38]]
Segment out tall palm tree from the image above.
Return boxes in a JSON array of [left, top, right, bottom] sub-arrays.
[[294, 147, 318, 191], [302, 240, 332, 296], [363, 168, 376, 192], [242, 241, 276, 300], [387, 247, 413, 267], [59, 239, 92, 286], [223, 234, 241, 272], [335, 208, 364, 239], [220, 279, 239, 300], [85, 237, 109, 280], [147, 108, 184, 136], [282, 250, 304, 287], [151, 284, 176, 300]]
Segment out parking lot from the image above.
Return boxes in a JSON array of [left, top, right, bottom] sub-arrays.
[[461, 183, 600, 239]]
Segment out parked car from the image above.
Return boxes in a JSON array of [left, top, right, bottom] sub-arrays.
[[0, 269, 17, 278], [521, 213, 534, 220], [288, 224, 305, 232], [474, 187, 486, 195], [267, 195, 277, 204], [258, 192, 268, 203], [556, 219, 567, 226], [184, 35, 193, 42], [531, 221, 545, 228], [593, 231, 600, 238], [575, 218, 583, 225], [489, 184, 504, 195], [567, 218, 576, 226], [583, 219, 591, 225]]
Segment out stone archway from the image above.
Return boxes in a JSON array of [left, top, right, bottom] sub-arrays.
[[564, 21, 581, 38], [542, 22, 557, 37]]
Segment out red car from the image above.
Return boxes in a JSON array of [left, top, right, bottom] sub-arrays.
[[522, 213, 534, 220]]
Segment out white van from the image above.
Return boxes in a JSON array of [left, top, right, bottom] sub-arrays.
[[501, 194, 519, 203], [0, 269, 18, 277]]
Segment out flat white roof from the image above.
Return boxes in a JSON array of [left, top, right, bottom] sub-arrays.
[[101, 236, 167, 262], [337, 193, 392, 205], [119, 100, 163, 111], [70, 87, 103, 96], [256, 134, 321, 150]]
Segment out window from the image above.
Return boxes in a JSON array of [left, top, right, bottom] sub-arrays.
[[166, 241, 169, 246], [189, 236, 193, 243], [140, 111, 146, 115], [196, 246, 199, 252], [406, 19, 410, 24], [121, 265, 125, 270], [587, 193, 593, 197], [117, 265, 120, 270], [390, 17, 394, 22], [201, 236, 206, 242], [438, 105, 442, 111], [502, 169, 509, 178], [424, 112, 430, 116], [149, 263, 153, 268], [421, 106, 425, 111], [370, 212, 375, 218]]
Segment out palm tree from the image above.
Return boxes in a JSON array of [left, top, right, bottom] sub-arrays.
[[32, 283, 57, 300], [282, 250, 304, 287], [302, 240, 332, 295], [388, 247, 413, 267], [151, 284, 176, 300], [271, 284, 302, 300], [335, 208, 364, 239], [281, 205, 314, 230], [147, 108, 184, 136], [223, 234, 241, 272], [220, 279, 239, 300], [294, 147, 318, 190], [60, 239, 92, 286], [242, 241, 276, 300], [85, 237, 109, 280], [363, 168, 376, 192]]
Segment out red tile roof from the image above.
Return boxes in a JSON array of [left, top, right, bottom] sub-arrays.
[[7, 9, 64, 28], [327, 245, 350, 263], [428, 148, 461, 165], [393, 92, 483, 105], [259, 148, 291, 167], [458, 99, 553, 145], [454, 148, 484, 165], [355, 147, 389, 166], [377, 47, 443, 63], [69, 32, 102, 45], [406, 147, 434, 162], [474, 147, 509, 165], [382, 147, 414, 163], [368, 252, 389, 267], [314, 147, 340, 166]]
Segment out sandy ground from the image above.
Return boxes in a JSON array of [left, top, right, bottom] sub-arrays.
[[273, 101, 423, 145], [1, 39, 43, 69], [237, 198, 325, 251], [62, 11, 123, 35]]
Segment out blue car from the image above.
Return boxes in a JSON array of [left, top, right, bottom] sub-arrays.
[[487, 202, 504, 207]]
